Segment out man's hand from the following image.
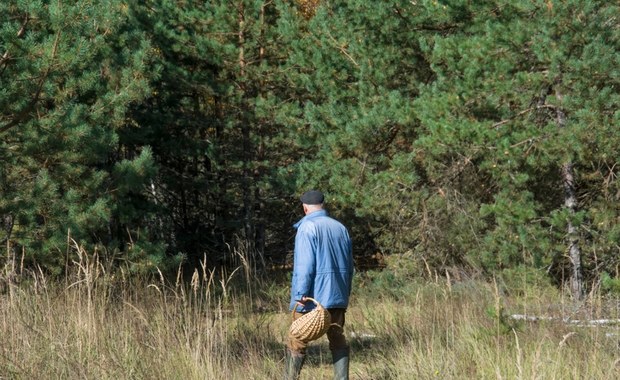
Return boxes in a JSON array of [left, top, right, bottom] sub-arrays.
[[296, 295, 308, 308]]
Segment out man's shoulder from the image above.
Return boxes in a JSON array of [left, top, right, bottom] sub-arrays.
[[296, 218, 318, 233], [318, 216, 350, 236], [298, 211, 349, 232]]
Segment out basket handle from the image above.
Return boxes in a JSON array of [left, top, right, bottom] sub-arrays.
[[291, 297, 322, 319]]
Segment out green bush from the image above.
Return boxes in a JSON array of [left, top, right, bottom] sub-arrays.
[[601, 272, 620, 295]]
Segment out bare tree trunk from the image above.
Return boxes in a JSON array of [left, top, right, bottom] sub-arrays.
[[2, 215, 14, 270], [252, 1, 268, 267], [561, 162, 583, 299], [238, 2, 255, 252], [1, 214, 16, 293], [556, 88, 584, 300]]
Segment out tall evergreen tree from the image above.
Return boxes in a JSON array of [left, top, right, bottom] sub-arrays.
[[279, 0, 620, 287], [414, 0, 620, 292], [277, 0, 451, 264], [1, 0, 156, 272]]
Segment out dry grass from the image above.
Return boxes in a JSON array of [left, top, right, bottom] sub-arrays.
[[1, 249, 619, 379]]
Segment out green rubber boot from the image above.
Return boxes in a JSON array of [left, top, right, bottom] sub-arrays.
[[284, 349, 305, 380], [332, 347, 350, 380]]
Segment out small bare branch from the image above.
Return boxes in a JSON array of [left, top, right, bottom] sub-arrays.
[[491, 104, 557, 129], [325, 30, 359, 67]]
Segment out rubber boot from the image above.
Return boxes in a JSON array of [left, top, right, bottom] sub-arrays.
[[332, 347, 350, 380], [284, 348, 305, 380]]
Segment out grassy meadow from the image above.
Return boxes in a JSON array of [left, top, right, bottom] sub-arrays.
[[1, 251, 619, 379]]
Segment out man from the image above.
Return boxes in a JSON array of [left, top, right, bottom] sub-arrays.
[[284, 190, 354, 380]]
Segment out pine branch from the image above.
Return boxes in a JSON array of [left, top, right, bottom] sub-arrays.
[[0, 29, 60, 134], [491, 104, 557, 129]]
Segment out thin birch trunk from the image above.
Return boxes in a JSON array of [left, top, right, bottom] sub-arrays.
[[556, 88, 584, 300]]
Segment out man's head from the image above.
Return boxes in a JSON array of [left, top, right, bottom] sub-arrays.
[[300, 190, 324, 214]]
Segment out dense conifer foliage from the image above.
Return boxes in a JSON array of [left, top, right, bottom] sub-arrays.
[[413, 1, 620, 295], [1, 0, 619, 291], [1, 0, 156, 271]]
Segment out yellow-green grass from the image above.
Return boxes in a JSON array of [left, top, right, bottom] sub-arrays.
[[1, 258, 618, 379]]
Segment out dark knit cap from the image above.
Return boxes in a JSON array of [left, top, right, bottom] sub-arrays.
[[300, 190, 324, 205]]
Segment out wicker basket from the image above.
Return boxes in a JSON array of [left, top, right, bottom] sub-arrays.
[[289, 297, 332, 343]]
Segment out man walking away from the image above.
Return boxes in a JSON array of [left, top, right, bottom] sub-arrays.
[[284, 190, 354, 380]]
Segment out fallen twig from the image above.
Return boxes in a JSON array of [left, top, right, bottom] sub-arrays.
[[511, 314, 620, 326]]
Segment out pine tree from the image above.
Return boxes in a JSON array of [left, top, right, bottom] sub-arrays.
[[280, 0, 620, 286], [277, 0, 446, 263], [414, 0, 620, 292], [1, 0, 155, 272]]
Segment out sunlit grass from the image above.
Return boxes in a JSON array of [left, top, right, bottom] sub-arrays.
[[1, 249, 619, 379]]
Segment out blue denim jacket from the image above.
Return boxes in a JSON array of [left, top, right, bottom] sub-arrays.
[[289, 209, 353, 312]]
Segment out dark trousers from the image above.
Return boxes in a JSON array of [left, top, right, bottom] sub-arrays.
[[287, 308, 348, 354]]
